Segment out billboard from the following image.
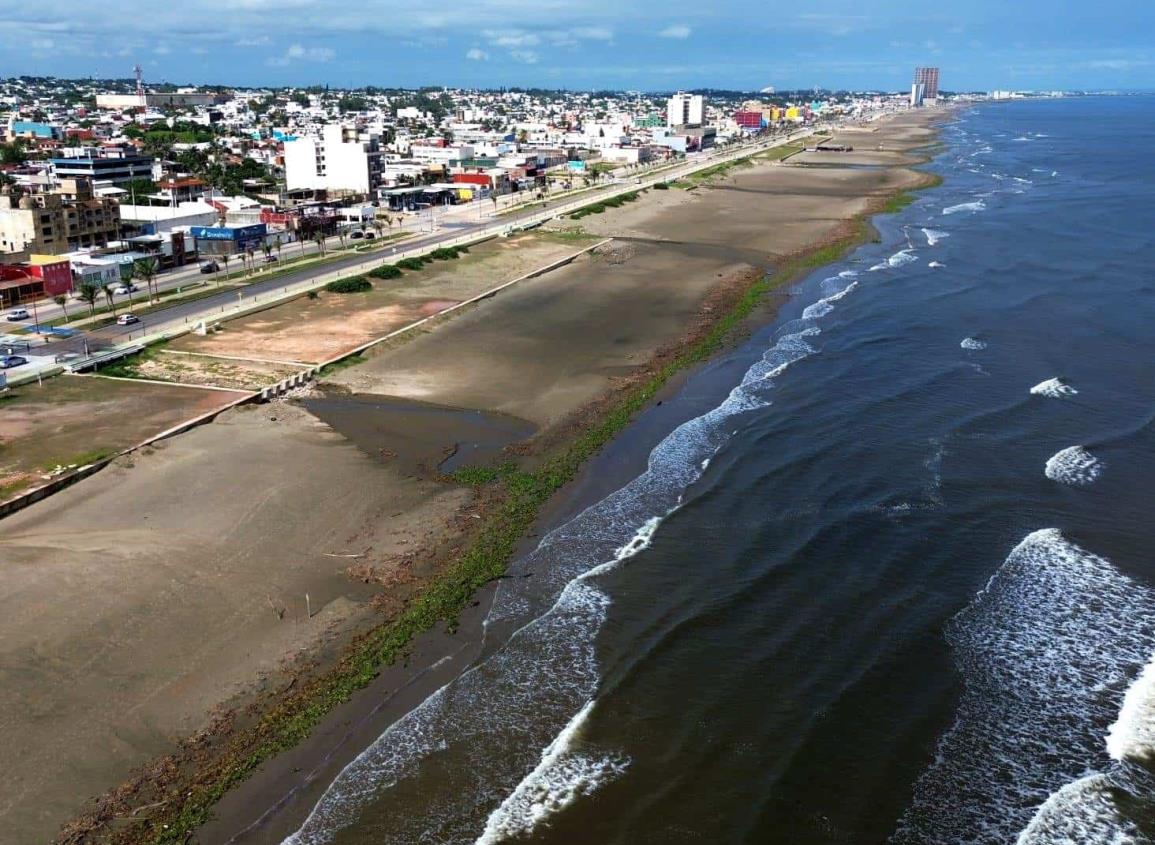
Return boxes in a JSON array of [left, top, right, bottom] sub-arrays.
[[190, 224, 267, 242]]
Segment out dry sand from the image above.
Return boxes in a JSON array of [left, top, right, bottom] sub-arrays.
[[167, 234, 591, 365], [0, 375, 238, 499], [0, 108, 946, 843], [0, 403, 471, 841]]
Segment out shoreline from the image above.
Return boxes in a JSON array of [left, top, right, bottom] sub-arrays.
[[43, 107, 953, 845]]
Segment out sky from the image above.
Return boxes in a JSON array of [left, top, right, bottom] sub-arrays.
[[2, 0, 1153, 92]]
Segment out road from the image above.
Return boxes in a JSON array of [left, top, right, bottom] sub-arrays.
[[39, 128, 817, 361]]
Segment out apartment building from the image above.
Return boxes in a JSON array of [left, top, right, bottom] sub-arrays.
[[283, 124, 383, 195], [0, 179, 121, 257]]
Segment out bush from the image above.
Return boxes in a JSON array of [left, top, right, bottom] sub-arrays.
[[369, 264, 403, 279], [396, 256, 429, 271], [653, 182, 669, 190], [325, 276, 373, 293]]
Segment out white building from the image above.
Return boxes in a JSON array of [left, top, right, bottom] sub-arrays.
[[666, 92, 704, 128], [283, 124, 383, 194]]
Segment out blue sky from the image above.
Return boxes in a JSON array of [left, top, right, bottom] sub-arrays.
[[2, 0, 1153, 91]]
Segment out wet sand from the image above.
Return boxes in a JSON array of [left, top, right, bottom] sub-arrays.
[[0, 108, 947, 844]]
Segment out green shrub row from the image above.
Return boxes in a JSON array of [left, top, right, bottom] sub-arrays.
[[569, 190, 640, 220], [324, 277, 373, 294], [369, 264, 403, 280]]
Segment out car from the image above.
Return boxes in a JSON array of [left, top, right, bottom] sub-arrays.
[[116, 313, 140, 326], [363, 231, 375, 239], [264, 255, 278, 264], [5, 308, 30, 321], [0, 355, 28, 368], [200, 261, 220, 274], [112, 284, 139, 295], [349, 230, 364, 240]]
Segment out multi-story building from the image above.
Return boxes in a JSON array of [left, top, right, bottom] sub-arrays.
[[0, 179, 121, 257], [666, 92, 704, 128], [283, 124, 383, 195], [50, 149, 156, 187], [912, 67, 940, 106]]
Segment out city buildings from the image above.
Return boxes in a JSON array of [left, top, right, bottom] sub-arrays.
[[666, 92, 704, 128], [911, 67, 940, 107], [50, 149, 157, 187], [0, 179, 120, 258], [283, 124, 384, 195]]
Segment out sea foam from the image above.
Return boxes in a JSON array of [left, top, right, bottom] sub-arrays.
[[944, 201, 986, 215], [1044, 446, 1102, 486], [893, 530, 1155, 845], [922, 228, 950, 246], [960, 337, 987, 350], [1030, 378, 1077, 399]]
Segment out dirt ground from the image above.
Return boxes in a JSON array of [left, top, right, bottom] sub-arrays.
[[128, 352, 302, 391], [0, 375, 238, 500], [0, 403, 471, 841], [0, 108, 946, 844], [167, 233, 594, 365]]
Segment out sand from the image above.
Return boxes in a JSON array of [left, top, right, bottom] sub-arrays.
[[0, 375, 238, 499], [0, 108, 947, 844]]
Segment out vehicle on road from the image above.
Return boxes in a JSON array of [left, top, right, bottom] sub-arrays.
[[349, 231, 364, 240], [264, 255, 278, 264], [116, 313, 140, 325], [200, 261, 220, 274], [112, 284, 139, 295], [5, 308, 30, 321], [363, 231, 375, 239], [0, 354, 28, 368]]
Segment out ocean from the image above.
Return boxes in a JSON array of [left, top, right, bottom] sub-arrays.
[[279, 96, 1155, 844]]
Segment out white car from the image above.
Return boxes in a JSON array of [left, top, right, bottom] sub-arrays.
[[116, 313, 140, 326], [5, 308, 30, 321], [112, 284, 139, 295]]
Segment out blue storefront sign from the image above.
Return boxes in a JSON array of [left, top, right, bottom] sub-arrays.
[[190, 224, 267, 242]]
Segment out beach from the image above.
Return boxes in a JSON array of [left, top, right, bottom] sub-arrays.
[[0, 108, 944, 844]]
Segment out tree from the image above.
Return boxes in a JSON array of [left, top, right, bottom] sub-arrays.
[[313, 231, 326, 255], [133, 257, 158, 303], [337, 230, 347, 249], [53, 294, 68, 322], [372, 219, 384, 238], [76, 281, 100, 319], [245, 246, 256, 274], [220, 253, 230, 278], [102, 283, 119, 316], [274, 235, 283, 258]]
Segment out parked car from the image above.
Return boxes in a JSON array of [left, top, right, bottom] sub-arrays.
[[116, 313, 140, 326], [112, 284, 139, 295], [349, 230, 364, 240], [363, 231, 375, 239], [5, 308, 30, 321], [200, 261, 220, 274], [264, 255, 278, 264], [0, 354, 28, 368]]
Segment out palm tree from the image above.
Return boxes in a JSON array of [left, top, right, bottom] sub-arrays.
[[133, 257, 159, 303], [337, 229, 347, 249], [245, 247, 256, 274], [76, 281, 100, 320], [52, 294, 68, 322], [220, 253, 230, 279], [313, 231, 326, 255], [372, 219, 384, 239], [490, 194, 498, 215], [262, 242, 273, 264], [102, 283, 119, 316], [121, 264, 137, 307], [274, 235, 283, 259]]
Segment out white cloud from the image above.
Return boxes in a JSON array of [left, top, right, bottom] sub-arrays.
[[466, 47, 489, 61], [570, 26, 613, 41], [235, 35, 271, 47], [657, 24, 691, 39], [485, 30, 540, 48], [266, 43, 334, 66], [509, 49, 539, 64]]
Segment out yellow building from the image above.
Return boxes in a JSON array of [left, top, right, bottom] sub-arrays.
[[785, 107, 801, 121]]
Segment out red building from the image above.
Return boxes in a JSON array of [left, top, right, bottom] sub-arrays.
[[0, 257, 72, 308], [734, 111, 765, 130]]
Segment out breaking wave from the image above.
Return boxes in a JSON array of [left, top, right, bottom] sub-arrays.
[[944, 201, 986, 215], [893, 530, 1155, 845], [1030, 378, 1078, 399], [929, 261, 946, 269], [1044, 445, 1103, 486], [960, 337, 987, 351], [474, 701, 627, 844], [922, 228, 950, 246]]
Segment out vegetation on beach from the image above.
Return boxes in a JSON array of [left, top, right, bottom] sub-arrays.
[[568, 190, 640, 219], [324, 277, 373, 294], [368, 264, 403, 280]]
